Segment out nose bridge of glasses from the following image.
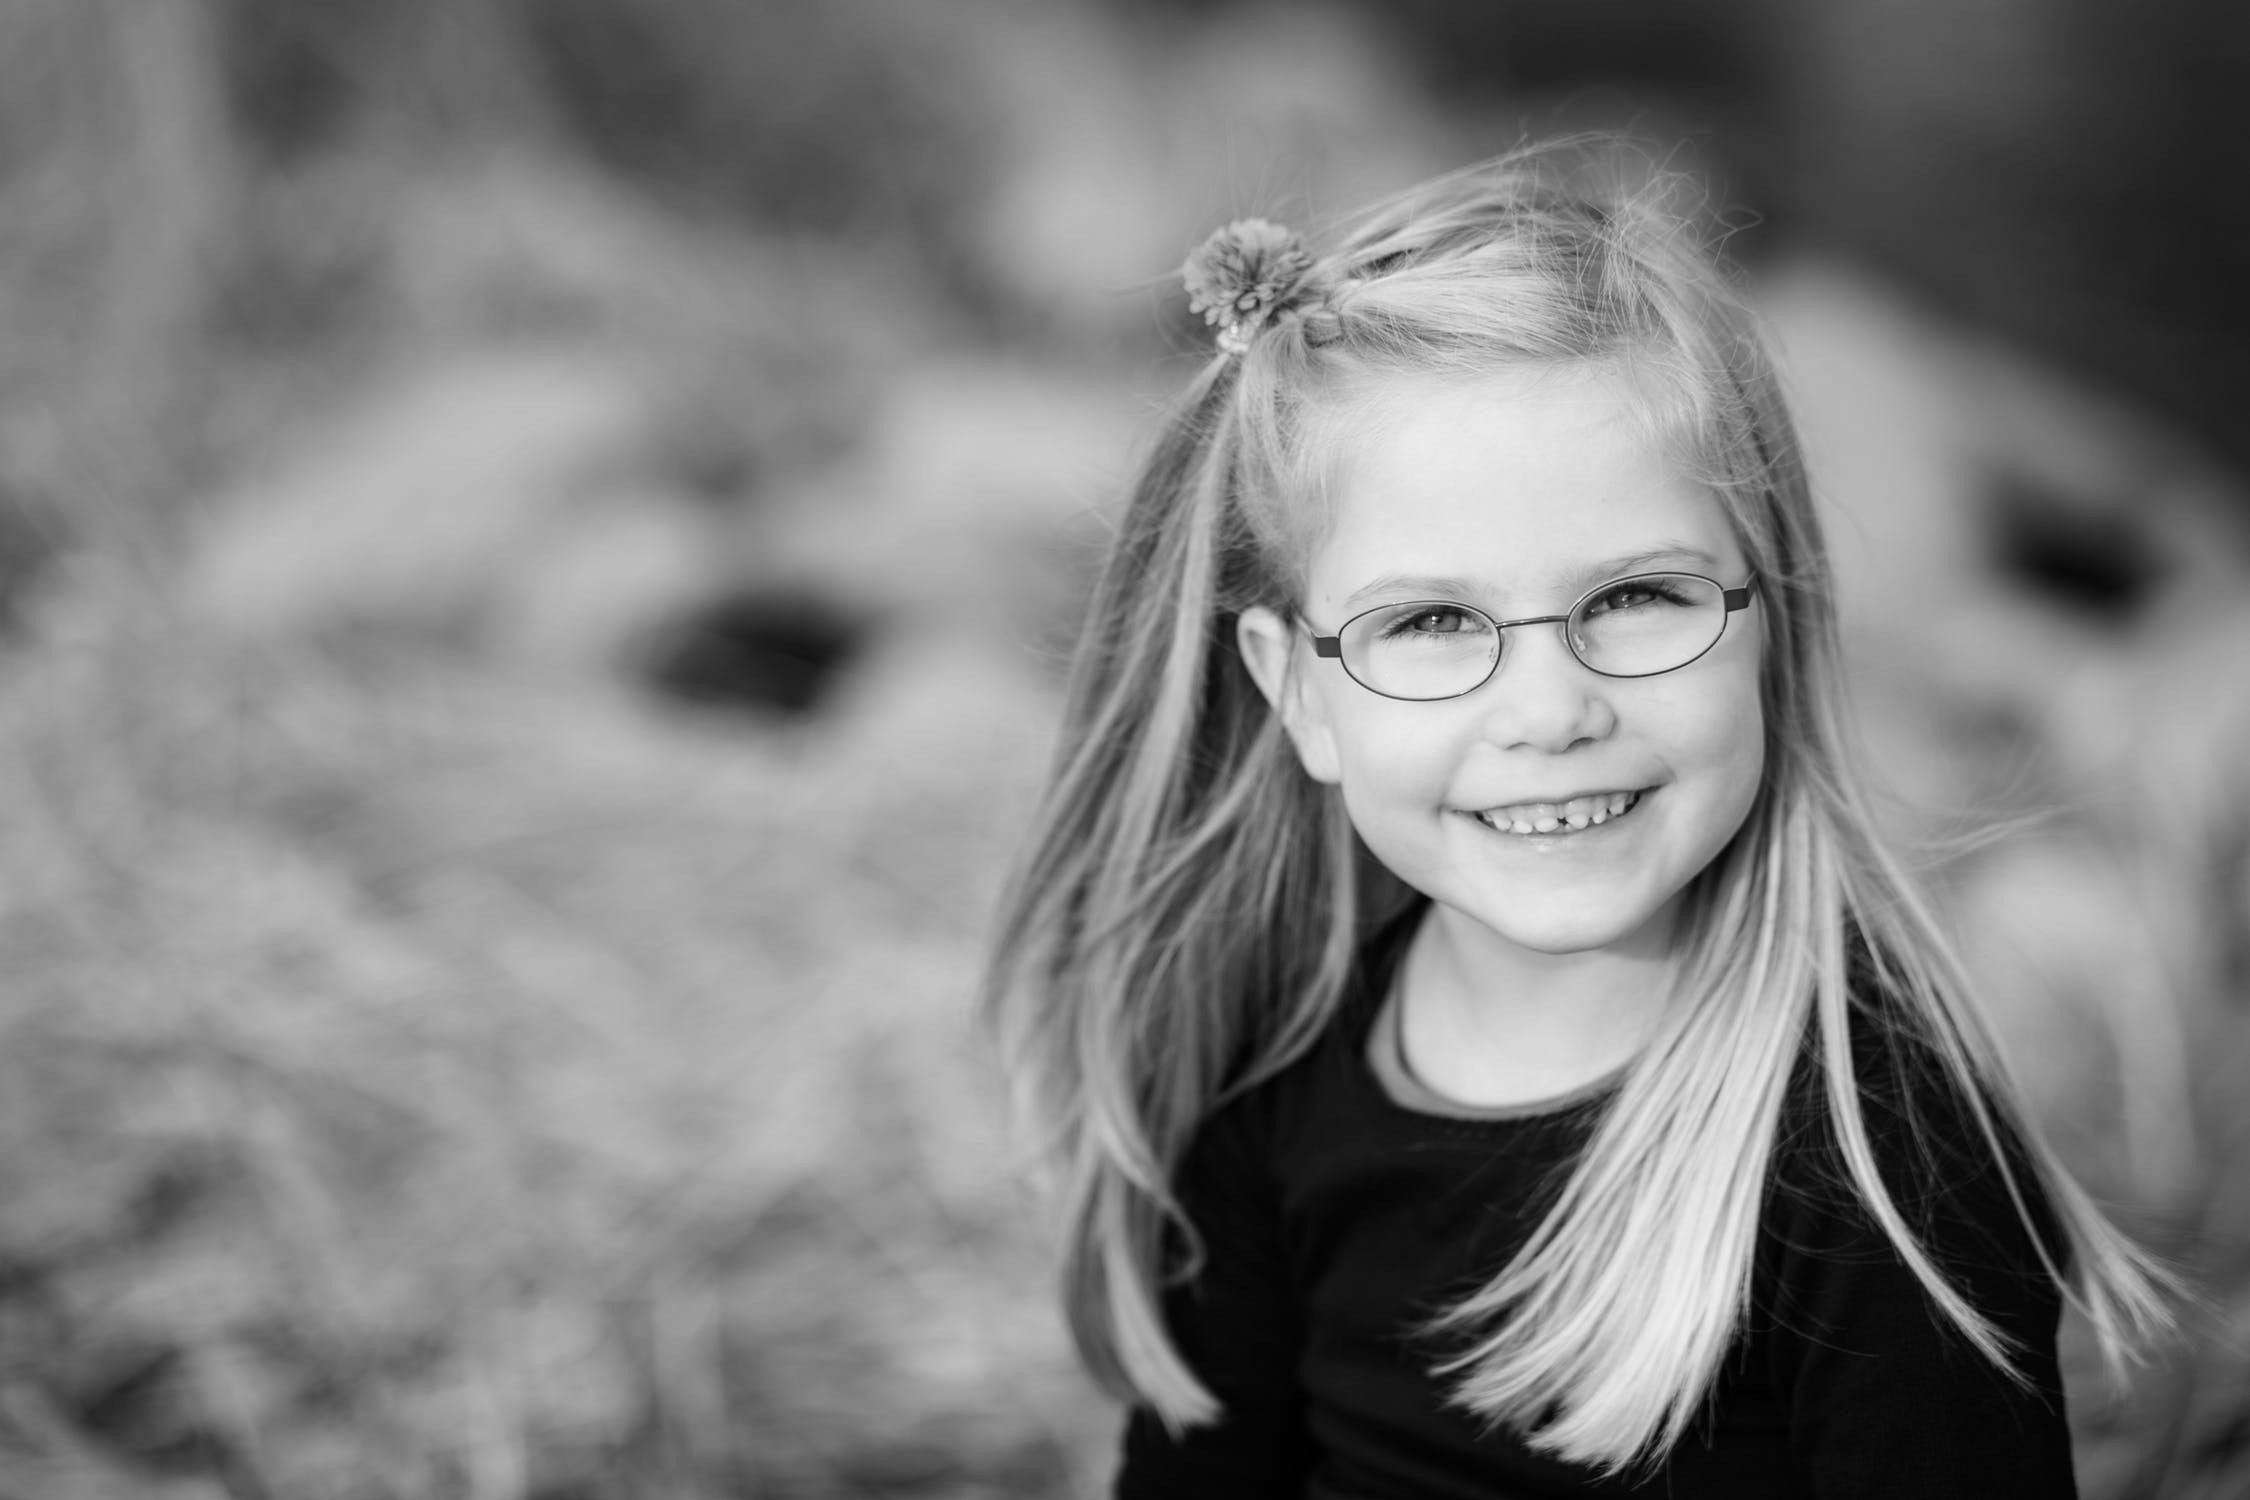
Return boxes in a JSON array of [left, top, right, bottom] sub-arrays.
[[1486, 608, 1586, 678], [1491, 608, 1574, 634]]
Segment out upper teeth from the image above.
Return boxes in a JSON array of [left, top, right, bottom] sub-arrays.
[[1477, 789, 1640, 834]]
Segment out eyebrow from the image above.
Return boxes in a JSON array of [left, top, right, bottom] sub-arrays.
[[1341, 543, 1724, 611]]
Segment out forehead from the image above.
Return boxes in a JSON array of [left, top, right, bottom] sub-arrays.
[[1303, 364, 1740, 614]]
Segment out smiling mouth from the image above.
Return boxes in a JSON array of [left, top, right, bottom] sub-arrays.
[[1470, 788, 1645, 836]]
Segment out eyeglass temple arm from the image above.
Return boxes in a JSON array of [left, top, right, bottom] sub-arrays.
[[1310, 635, 1342, 658]]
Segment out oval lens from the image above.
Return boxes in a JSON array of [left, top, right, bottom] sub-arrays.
[[1571, 573, 1723, 676], [1344, 601, 1499, 699]]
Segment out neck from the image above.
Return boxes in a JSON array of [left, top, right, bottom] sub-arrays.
[[1397, 903, 1684, 1108]]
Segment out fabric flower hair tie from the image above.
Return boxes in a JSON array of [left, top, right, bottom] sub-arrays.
[[1182, 218, 1319, 356]]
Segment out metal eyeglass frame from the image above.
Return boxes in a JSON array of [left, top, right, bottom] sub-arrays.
[[1306, 572, 1758, 701]]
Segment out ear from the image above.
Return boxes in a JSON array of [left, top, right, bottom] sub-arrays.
[[1236, 605, 1342, 785]]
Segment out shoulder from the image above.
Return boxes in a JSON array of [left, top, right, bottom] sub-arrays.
[[1755, 964, 2071, 1385], [1750, 975, 2078, 1494], [1766, 986, 2065, 1283], [1170, 905, 1426, 1215], [1190, 907, 1419, 1141]]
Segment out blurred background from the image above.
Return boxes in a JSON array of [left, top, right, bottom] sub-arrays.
[[0, 1, 2245, 1495]]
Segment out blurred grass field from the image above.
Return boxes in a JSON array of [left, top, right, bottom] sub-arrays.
[[0, 569, 1111, 1498], [4, 2, 2249, 1496]]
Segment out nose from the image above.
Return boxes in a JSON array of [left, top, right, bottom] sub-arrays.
[[1475, 621, 1615, 753]]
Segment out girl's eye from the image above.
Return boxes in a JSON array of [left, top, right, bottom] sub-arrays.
[[1582, 578, 1689, 616], [1382, 605, 1484, 639]]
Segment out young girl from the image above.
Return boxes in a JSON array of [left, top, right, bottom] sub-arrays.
[[985, 140, 2172, 1498]]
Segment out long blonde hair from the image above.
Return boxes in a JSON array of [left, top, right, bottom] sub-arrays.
[[984, 138, 2172, 1474]]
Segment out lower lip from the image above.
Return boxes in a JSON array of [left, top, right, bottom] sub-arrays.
[[1463, 788, 1652, 845]]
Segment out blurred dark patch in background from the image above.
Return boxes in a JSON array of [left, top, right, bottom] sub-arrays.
[[1, 2, 2246, 1497]]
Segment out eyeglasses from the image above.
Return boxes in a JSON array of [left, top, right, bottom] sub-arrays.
[[1307, 572, 1757, 701]]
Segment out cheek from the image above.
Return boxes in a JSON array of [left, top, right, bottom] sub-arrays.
[[1321, 696, 1460, 799], [1674, 660, 1766, 809]]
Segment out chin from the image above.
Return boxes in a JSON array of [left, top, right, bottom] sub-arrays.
[[1437, 894, 1674, 960]]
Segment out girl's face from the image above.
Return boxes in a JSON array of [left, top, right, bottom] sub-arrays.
[[1239, 363, 1766, 963]]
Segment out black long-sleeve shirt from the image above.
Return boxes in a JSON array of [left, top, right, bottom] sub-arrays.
[[1116, 925, 2074, 1499]]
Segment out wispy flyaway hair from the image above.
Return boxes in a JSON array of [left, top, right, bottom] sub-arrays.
[[984, 137, 2172, 1474]]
